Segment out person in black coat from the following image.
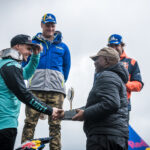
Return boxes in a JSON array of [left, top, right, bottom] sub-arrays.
[[72, 47, 129, 150]]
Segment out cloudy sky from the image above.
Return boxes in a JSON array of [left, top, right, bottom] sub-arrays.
[[0, 0, 150, 149]]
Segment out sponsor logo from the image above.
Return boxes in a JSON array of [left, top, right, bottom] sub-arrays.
[[46, 15, 53, 20], [110, 36, 117, 41], [56, 46, 64, 50], [128, 140, 149, 149], [123, 62, 129, 69]]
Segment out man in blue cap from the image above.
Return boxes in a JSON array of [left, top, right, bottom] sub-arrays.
[[107, 34, 144, 120], [21, 13, 71, 150]]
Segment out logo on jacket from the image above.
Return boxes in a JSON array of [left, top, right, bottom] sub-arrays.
[[123, 62, 129, 69], [56, 46, 64, 50]]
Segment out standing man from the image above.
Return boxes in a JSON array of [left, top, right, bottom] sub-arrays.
[[22, 13, 71, 150], [107, 34, 144, 118], [72, 47, 129, 150], [0, 34, 62, 150]]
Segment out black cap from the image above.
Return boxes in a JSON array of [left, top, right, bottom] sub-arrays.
[[10, 34, 40, 49]]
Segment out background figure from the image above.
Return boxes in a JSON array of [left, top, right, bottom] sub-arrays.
[[0, 34, 61, 150], [21, 13, 71, 150], [107, 34, 144, 120], [71, 47, 129, 150]]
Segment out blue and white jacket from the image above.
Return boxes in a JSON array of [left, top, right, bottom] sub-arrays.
[[23, 31, 71, 95]]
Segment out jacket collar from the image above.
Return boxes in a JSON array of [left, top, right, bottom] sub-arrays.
[[120, 51, 127, 60], [33, 31, 62, 45], [0, 48, 23, 61]]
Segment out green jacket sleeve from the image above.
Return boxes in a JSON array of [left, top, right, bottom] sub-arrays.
[[23, 54, 40, 80]]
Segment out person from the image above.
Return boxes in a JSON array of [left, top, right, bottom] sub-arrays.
[[107, 34, 144, 119], [0, 34, 62, 150], [21, 13, 71, 150], [65, 47, 129, 150]]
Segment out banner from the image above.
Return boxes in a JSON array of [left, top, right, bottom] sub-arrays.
[[128, 125, 149, 150]]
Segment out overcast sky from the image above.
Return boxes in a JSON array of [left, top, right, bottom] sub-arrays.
[[0, 0, 150, 149]]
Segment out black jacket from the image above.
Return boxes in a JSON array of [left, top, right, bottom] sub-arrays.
[[83, 62, 129, 138]]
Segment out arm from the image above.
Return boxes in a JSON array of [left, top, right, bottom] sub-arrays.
[[23, 54, 40, 80], [22, 40, 41, 67], [63, 45, 71, 82], [126, 61, 144, 92], [0, 62, 53, 115], [84, 76, 121, 121]]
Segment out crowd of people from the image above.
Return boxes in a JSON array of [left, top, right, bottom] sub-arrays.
[[0, 13, 143, 150]]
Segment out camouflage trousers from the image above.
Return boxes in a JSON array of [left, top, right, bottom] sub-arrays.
[[21, 91, 64, 150]]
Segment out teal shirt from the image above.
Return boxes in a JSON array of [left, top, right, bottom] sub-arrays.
[[0, 54, 40, 130]]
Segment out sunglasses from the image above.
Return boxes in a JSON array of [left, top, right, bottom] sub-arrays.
[[109, 44, 120, 47]]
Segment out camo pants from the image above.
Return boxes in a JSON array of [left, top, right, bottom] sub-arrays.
[[21, 91, 64, 150]]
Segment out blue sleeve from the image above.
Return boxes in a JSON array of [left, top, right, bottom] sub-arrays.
[[131, 61, 144, 86], [63, 44, 71, 81], [23, 54, 40, 80]]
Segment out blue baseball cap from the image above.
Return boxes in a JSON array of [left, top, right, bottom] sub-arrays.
[[108, 34, 123, 45], [41, 13, 57, 24]]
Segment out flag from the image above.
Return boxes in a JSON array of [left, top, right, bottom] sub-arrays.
[[128, 125, 149, 150]]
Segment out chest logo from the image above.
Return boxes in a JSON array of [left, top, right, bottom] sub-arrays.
[[56, 46, 64, 50], [123, 62, 129, 69]]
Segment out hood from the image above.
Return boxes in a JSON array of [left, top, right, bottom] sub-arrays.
[[107, 62, 129, 84], [0, 48, 23, 61], [33, 31, 62, 44]]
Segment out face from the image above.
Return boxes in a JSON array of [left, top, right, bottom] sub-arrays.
[[94, 56, 108, 73], [17, 44, 32, 61], [109, 44, 123, 56], [41, 22, 56, 38]]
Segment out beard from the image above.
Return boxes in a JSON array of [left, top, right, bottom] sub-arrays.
[[95, 64, 105, 73]]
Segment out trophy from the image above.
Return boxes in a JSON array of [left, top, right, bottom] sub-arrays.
[[63, 87, 77, 120], [67, 87, 74, 110]]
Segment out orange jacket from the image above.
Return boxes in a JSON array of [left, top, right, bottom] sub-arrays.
[[120, 51, 143, 101]]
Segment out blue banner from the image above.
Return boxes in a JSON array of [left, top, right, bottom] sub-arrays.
[[128, 125, 149, 150]]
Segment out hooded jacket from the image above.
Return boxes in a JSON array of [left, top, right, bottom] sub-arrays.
[[0, 49, 53, 130], [83, 62, 129, 138], [23, 31, 71, 95]]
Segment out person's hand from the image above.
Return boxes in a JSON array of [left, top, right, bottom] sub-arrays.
[[72, 109, 84, 121], [52, 107, 64, 120], [59, 111, 65, 119], [32, 44, 43, 55]]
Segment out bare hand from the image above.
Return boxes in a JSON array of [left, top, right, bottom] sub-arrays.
[[32, 44, 43, 55], [72, 109, 84, 121], [52, 107, 64, 120]]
